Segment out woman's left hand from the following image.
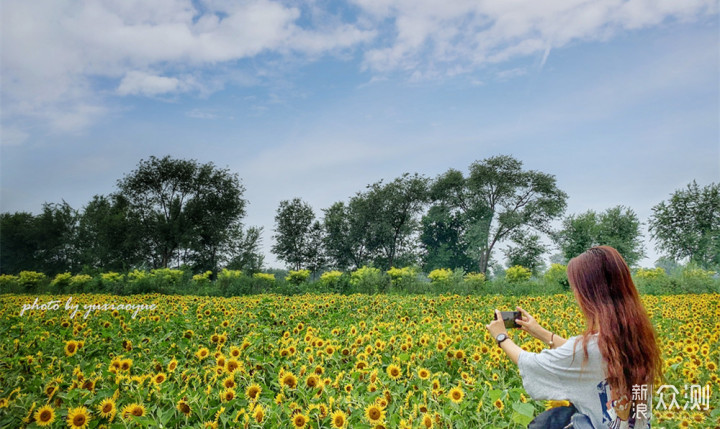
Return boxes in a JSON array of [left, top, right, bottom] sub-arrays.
[[485, 309, 508, 338]]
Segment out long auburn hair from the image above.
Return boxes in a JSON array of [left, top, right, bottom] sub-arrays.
[[567, 245, 663, 403]]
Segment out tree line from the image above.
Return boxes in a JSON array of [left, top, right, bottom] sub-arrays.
[[1, 154, 718, 277], [1, 156, 263, 276], [271, 155, 719, 275]]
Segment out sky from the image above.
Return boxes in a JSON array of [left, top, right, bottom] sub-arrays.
[[1, 0, 718, 269]]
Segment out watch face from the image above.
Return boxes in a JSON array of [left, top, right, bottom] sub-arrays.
[[496, 333, 507, 343]]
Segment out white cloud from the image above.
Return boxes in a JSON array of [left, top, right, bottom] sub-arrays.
[[1, 0, 374, 134], [185, 108, 218, 119], [353, 0, 717, 74], [117, 71, 184, 96], [1, 0, 716, 136]]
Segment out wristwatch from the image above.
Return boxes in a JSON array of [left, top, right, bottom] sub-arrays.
[[495, 333, 509, 346]]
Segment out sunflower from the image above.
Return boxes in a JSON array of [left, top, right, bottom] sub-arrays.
[[417, 368, 430, 380], [97, 398, 116, 419], [291, 412, 309, 428], [421, 413, 433, 428], [152, 372, 167, 385], [121, 403, 145, 420], [330, 410, 347, 429], [246, 383, 262, 401], [67, 406, 91, 429], [226, 358, 240, 373], [65, 340, 78, 357], [305, 374, 320, 389], [176, 399, 191, 416], [120, 359, 132, 371], [223, 376, 236, 389], [34, 404, 55, 427], [386, 364, 401, 380], [167, 358, 178, 372], [253, 404, 265, 423], [365, 403, 386, 425], [448, 386, 464, 403], [220, 388, 236, 402], [196, 347, 210, 360], [281, 372, 298, 389], [494, 398, 505, 411]]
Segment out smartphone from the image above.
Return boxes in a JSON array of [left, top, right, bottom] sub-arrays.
[[495, 311, 522, 329]]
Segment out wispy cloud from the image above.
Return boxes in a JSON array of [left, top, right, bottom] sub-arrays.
[[1, 0, 716, 137]]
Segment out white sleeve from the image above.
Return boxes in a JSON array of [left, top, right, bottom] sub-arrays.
[[517, 336, 595, 401]]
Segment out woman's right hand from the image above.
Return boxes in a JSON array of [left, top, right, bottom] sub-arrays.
[[515, 306, 545, 340]]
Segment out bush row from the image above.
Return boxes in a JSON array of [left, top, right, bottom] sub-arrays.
[[0, 264, 717, 296]]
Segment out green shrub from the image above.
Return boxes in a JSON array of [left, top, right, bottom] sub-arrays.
[[0, 274, 18, 291], [69, 274, 93, 291], [463, 272, 486, 292], [285, 269, 310, 285], [386, 266, 417, 292], [505, 265, 531, 283], [350, 266, 386, 294], [151, 268, 185, 290], [192, 271, 213, 285], [428, 268, 453, 284], [635, 267, 666, 280], [51, 272, 73, 291], [319, 270, 347, 293], [543, 264, 569, 290], [18, 271, 47, 291]]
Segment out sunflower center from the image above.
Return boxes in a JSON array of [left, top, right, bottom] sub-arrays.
[[40, 410, 52, 421], [73, 414, 86, 425]]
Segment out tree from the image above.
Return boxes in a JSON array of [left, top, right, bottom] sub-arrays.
[[323, 173, 429, 270], [0, 211, 40, 274], [648, 181, 719, 269], [304, 221, 327, 275], [595, 206, 645, 266], [553, 205, 645, 266], [419, 204, 475, 272], [271, 198, 315, 271], [502, 230, 548, 275], [322, 202, 358, 270], [432, 155, 567, 274], [34, 201, 80, 275], [76, 194, 145, 272], [226, 226, 265, 274], [361, 173, 429, 269], [116, 155, 247, 270]]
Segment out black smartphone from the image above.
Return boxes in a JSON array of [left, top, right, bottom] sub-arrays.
[[495, 311, 522, 329]]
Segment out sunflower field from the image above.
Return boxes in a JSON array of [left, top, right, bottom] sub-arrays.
[[0, 293, 718, 428]]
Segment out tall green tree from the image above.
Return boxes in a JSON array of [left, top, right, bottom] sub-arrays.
[[648, 181, 719, 269], [34, 201, 80, 275], [419, 204, 475, 272], [116, 155, 247, 270], [0, 211, 40, 274], [304, 221, 327, 275], [502, 230, 548, 275], [362, 172, 429, 269], [553, 205, 645, 266], [271, 198, 316, 271], [323, 173, 428, 270], [226, 226, 265, 274], [76, 194, 145, 272], [432, 155, 567, 274]]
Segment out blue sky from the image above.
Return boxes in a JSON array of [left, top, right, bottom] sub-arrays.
[[1, 0, 718, 269]]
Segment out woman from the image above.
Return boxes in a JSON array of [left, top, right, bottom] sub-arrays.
[[485, 246, 663, 428]]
